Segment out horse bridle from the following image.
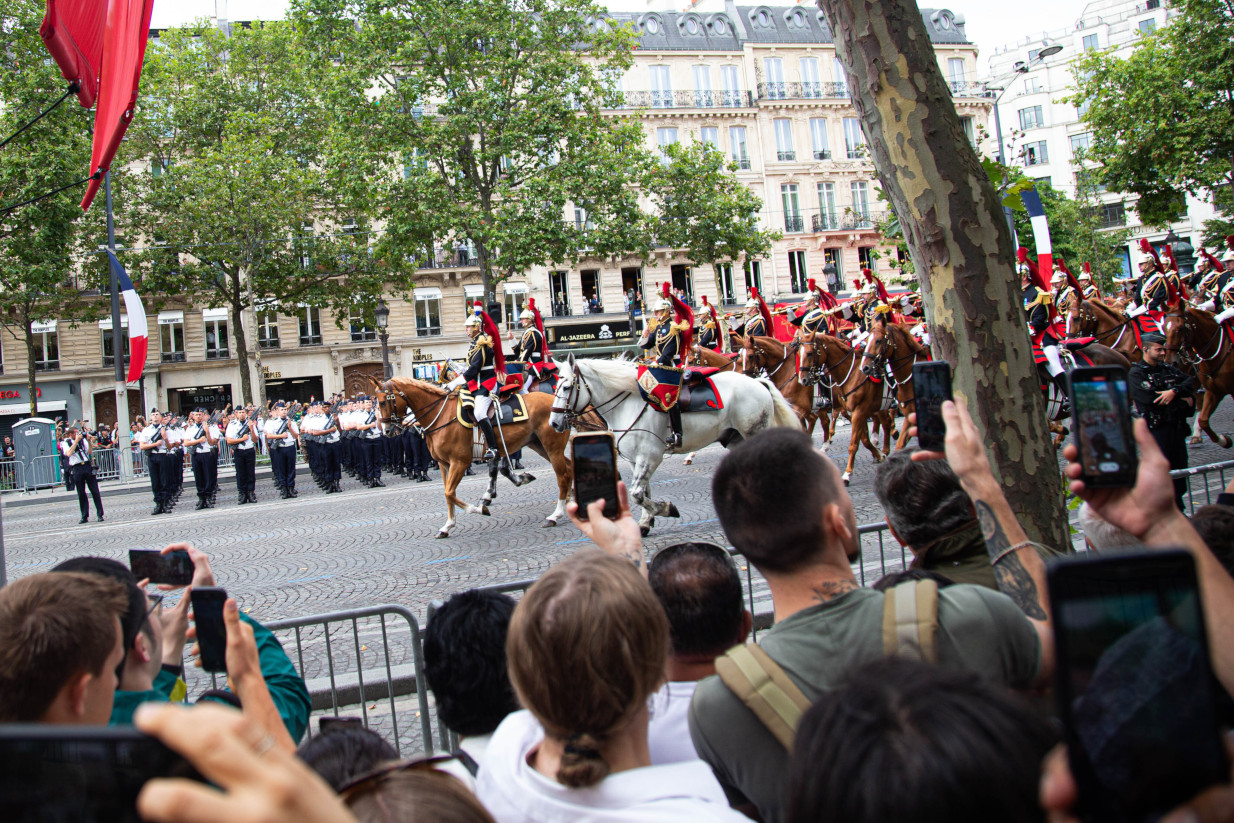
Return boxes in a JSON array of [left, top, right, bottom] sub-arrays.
[[376, 380, 454, 438], [1165, 310, 1226, 368]]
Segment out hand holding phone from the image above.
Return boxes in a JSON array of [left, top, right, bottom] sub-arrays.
[[129, 549, 194, 586], [912, 361, 952, 452], [571, 432, 620, 521], [1068, 366, 1137, 489], [191, 587, 228, 672]]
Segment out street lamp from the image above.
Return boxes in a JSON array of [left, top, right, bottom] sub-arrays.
[[822, 262, 838, 294], [374, 298, 392, 380]]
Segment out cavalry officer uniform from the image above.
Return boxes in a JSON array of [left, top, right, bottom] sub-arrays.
[[187, 409, 221, 510], [1078, 266, 1099, 300], [138, 412, 174, 515], [358, 397, 385, 488], [696, 297, 723, 351], [638, 294, 688, 449], [264, 403, 299, 498], [225, 409, 259, 504], [1129, 332, 1196, 510], [841, 283, 878, 344], [1022, 272, 1067, 384], [1051, 271, 1078, 319], [514, 307, 549, 394], [61, 427, 103, 523], [741, 298, 769, 339], [447, 309, 505, 460]]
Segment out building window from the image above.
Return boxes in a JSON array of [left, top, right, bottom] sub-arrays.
[[763, 57, 785, 99], [823, 248, 843, 291], [743, 260, 763, 294], [1076, 168, 1107, 193], [858, 247, 875, 269], [349, 307, 376, 342], [463, 285, 485, 316], [1096, 202, 1126, 228], [650, 65, 672, 108], [1069, 132, 1091, 153], [550, 270, 571, 316], [1138, 18, 1156, 34], [843, 117, 865, 159], [960, 116, 976, 146], [256, 310, 280, 349], [34, 327, 59, 371], [415, 290, 442, 337], [816, 182, 838, 230], [774, 119, 795, 162], [656, 127, 678, 163], [101, 324, 131, 368], [503, 288, 527, 331], [1018, 105, 1044, 130], [851, 181, 871, 224], [800, 57, 821, 98], [160, 317, 186, 362], [1082, 33, 1099, 50], [299, 306, 322, 346], [581, 270, 601, 310], [782, 184, 803, 233], [692, 65, 712, 107], [730, 126, 750, 169], [947, 57, 966, 86], [832, 58, 848, 97], [1023, 76, 1043, 94], [204, 315, 229, 360], [717, 263, 737, 304], [720, 65, 742, 107], [1023, 140, 1049, 166], [809, 118, 831, 160], [700, 126, 719, 148], [787, 250, 808, 293]]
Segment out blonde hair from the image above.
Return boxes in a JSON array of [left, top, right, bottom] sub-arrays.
[[507, 550, 668, 788]]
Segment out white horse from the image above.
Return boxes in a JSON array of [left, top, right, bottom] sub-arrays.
[[549, 354, 800, 534]]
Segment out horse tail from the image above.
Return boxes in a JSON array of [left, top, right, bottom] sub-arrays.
[[756, 378, 801, 429]]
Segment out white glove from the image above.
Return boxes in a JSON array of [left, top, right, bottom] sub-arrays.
[[1126, 304, 1146, 318], [446, 376, 465, 390], [1198, 300, 1216, 312], [1215, 307, 1234, 325]]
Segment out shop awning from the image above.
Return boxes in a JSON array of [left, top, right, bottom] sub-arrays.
[[31, 320, 57, 334], [463, 284, 485, 298], [202, 308, 229, 321], [414, 288, 442, 300], [99, 315, 129, 328], [158, 310, 184, 325], [0, 400, 67, 416], [502, 282, 528, 294]]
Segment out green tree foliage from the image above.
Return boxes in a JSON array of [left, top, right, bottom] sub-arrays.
[[1013, 176, 1130, 292], [292, 0, 654, 304], [1201, 216, 1234, 250], [1070, 0, 1234, 227], [126, 22, 389, 405], [0, 0, 104, 416], [641, 141, 778, 299]]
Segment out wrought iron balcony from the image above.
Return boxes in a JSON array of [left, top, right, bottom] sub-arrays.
[[616, 90, 754, 110], [756, 81, 849, 101], [784, 214, 805, 233], [777, 150, 797, 162]]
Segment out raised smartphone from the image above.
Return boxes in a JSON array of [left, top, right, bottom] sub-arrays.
[[191, 586, 228, 673], [912, 361, 952, 452], [129, 548, 194, 586], [1068, 365, 1137, 488], [571, 432, 620, 521]]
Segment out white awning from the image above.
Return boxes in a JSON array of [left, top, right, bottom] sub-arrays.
[[463, 284, 484, 298], [502, 282, 528, 294], [158, 310, 185, 325], [30, 320, 57, 334], [414, 287, 442, 300], [99, 315, 129, 329], [0, 400, 66, 415], [202, 308, 229, 321]]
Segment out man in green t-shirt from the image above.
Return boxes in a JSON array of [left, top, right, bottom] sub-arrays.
[[686, 403, 1055, 823]]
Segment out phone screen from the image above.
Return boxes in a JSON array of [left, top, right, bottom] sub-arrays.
[[191, 587, 228, 673], [572, 435, 619, 521], [1051, 552, 1228, 821], [129, 549, 194, 586], [912, 362, 951, 452], [0, 726, 201, 823], [1071, 368, 1137, 487]]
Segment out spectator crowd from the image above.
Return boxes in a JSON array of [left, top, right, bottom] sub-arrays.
[[2, 399, 1234, 823]]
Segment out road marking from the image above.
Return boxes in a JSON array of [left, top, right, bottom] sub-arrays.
[[425, 555, 471, 565]]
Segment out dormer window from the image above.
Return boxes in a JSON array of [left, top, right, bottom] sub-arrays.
[[685, 17, 699, 34]]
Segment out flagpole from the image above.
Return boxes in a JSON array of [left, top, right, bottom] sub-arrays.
[[105, 171, 135, 484]]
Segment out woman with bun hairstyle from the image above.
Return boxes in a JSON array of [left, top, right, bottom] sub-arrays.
[[478, 549, 747, 822]]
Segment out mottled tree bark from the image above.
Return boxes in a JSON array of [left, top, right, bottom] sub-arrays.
[[818, 0, 1068, 548]]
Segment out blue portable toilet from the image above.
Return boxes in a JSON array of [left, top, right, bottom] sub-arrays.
[[12, 418, 59, 489]]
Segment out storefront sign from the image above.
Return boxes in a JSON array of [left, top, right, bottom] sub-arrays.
[[548, 319, 634, 346], [0, 388, 41, 399]]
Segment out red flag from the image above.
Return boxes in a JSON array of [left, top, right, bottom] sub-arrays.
[[79, 0, 155, 211], [39, 0, 106, 108]]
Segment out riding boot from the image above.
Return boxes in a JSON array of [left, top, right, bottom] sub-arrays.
[[477, 417, 500, 461], [667, 406, 683, 450], [1053, 373, 1072, 417]]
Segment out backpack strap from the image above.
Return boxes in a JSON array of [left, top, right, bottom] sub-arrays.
[[715, 643, 812, 749], [882, 579, 940, 663], [451, 749, 480, 777]]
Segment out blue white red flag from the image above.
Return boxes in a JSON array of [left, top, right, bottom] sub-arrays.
[[1020, 187, 1054, 287], [106, 249, 147, 382]]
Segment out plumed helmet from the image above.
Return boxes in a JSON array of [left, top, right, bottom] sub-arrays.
[[1051, 270, 1067, 283], [654, 297, 672, 311], [1223, 250, 1234, 262], [1078, 270, 1092, 282], [464, 314, 482, 327], [860, 281, 876, 294], [520, 307, 536, 320], [745, 297, 759, 309]]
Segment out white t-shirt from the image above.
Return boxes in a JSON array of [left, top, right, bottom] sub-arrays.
[[434, 733, 493, 793], [646, 681, 699, 765], [189, 423, 220, 454], [225, 418, 255, 450], [477, 710, 747, 823]]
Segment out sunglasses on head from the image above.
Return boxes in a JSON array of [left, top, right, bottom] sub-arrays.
[[337, 755, 458, 800]]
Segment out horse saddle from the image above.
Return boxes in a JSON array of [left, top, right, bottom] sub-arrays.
[[456, 390, 530, 429], [1061, 337, 1095, 350], [678, 374, 725, 413]]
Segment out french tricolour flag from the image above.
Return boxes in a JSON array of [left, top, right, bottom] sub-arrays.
[[1020, 187, 1054, 284], [107, 249, 147, 383]]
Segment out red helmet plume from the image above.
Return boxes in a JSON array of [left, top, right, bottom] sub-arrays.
[[1082, 262, 1092, 275], [662, 282, 694, 350], [1138, 238, 1164, 273], [1201, 248, 1224, 272], [862, 267, 891, 302], [1161, 244, 1179, 273], [749, 286, 772, 333], [527, 298, 547, 359], [1226, 234, 1234, 251], [474, 306, 504, 372], [1056, 258, 1083, 294]]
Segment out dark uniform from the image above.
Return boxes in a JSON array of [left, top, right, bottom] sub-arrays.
[[698, 317, 719, 350], [1128, 351, 1196, 511], [792, 305, 827, 336], [461, 331, 502, 457], [742, 313, 768, 339], [515, 325, 547, 368], [640, 315, 687, 447], [1140, 272, 1169, 314]]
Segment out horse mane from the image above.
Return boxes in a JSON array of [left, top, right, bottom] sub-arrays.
[[577, 357, 640, 391], [886, 321, 924, 353], [389, 377, 448, 397], [751, 334, 786, 354]]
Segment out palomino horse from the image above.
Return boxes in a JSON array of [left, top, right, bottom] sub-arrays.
[[1162, 304, 1234, 448], [374, 377, 573, 537], [737, 335, 823, 437], [1065, 297, 1146, 363], [799, 332, 892, 484], [860, 317, 929, 451], [549, 354, 799, 534]]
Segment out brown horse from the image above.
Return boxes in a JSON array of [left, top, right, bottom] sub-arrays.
[[1065, 298, 1145, 363], [860, 317, 929, 451], [799, 331, 892, 484], [374, 377, 574, 537], [689, 345, 738, 373], [1162, 304, 1234, 448], [736, 335, 822, 437]]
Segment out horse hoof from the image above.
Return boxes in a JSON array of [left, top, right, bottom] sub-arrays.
[[521, 473, 536, 483], [841, 472, 851, 486], [1223, 435, 1232, 449], [436, 531, 449, 539], [481, 505, 491, 517], [666, 503, 680, 518], [640, 524, 651, 537], [542, 518, 557, 528]]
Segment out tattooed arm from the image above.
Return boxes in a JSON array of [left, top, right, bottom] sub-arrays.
[[566, 481, 648, 578]]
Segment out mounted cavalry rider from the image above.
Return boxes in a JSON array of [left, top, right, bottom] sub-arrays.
[[1161, 242, 1189, 301], [697, 296, 724, 351], [741, 288, 772, 340], [638, 283, 693, 449], [789, 278, 830, 336], [1019, 246, 1068, 392], [1078, 263, 1100, 300], [1193, 247, 1226, 302], [447, 306, 507, 460], [1120, 238, 1169, 322], [1052, 260, 1080, 317], [513, 298, 553, 394]]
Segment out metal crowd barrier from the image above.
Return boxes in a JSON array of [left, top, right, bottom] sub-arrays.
[[1175, 460, 1234, 516], [0, 458, 24, 492], [23, 454, 63, 490]]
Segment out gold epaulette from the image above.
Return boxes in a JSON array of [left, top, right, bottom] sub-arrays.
[[670, 320, 690, 334], [476, 334, 492, 347], [1026, 291, 1052, 308], [872, 303, 892, 315]]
